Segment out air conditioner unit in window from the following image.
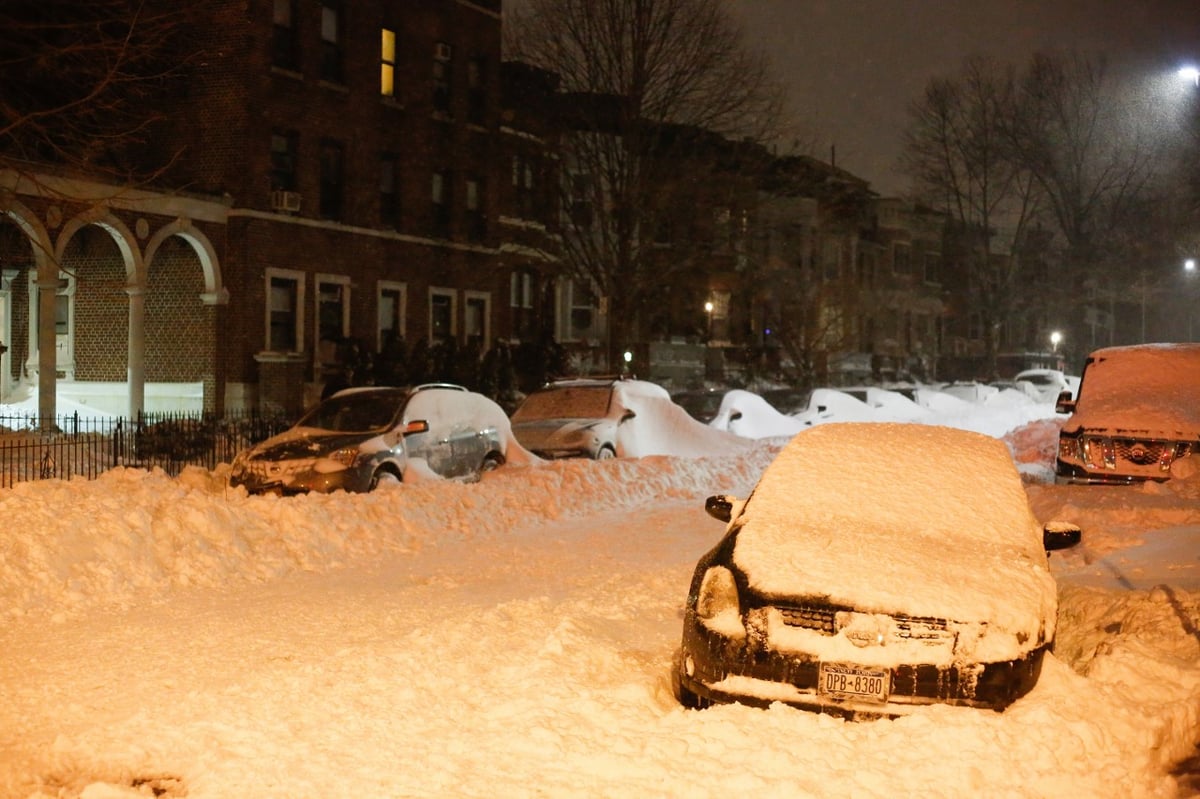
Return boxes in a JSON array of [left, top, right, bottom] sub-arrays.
[[434, 42, 452, 61], [270, 190, 302, 213]]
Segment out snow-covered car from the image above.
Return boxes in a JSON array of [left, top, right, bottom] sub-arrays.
[[1055, 343, 1200, 485], [791, 387, 878, 425], [229, 384, 506, 494], [509, 376, 639, 459], [1015, 368, 1077, 404], [670, 388, 727, 424], [673, 422, 1081, 718]]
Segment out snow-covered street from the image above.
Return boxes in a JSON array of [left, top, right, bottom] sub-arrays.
[[2, 394, 1199, 798]]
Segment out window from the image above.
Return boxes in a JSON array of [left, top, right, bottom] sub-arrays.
[[377, 281, 407, 352], [822, 239, 841, 281], [510, 271, 534, 309], [380, 154, 399, 228], [272, 0, 299, 70], [433, 42, 452, 113], [923, 251, 941, 284], [465, 176, 485, 242], [464, 291, 490, 349], [568, 171, 592, 228], [432, 170, 451, 236], [713, 207, 731, 249], [316, 275, 350, 365], [319, 140, 344, 220], [320, 0, 343, 83], [270, 131, 298, 191], [893, 242, 912, 276], [430, 288, 456, 343], [467, 57, 486, 125], [709, 289, 731, 343], [510, 271, 536, 341], [558, 278, 598, 342], [381, 28, 396, 97], [267, 269, 304, 352], [512, 155, 538, 218]]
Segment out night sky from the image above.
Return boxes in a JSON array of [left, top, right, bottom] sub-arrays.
[[726, 0, 1200, 195]]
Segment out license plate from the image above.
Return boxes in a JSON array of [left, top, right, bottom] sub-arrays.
[[818, 663, 889, 703]]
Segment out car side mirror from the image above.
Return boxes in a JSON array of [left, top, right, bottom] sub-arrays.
[[1043, 522, 1081, 551], [705, 494, 734, 523], [403, 420, 430, 436], [1054, 390, 1075, 414]]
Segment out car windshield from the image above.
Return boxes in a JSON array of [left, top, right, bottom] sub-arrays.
[[296, 391, 403, 432], [512, 386, 612, 421]]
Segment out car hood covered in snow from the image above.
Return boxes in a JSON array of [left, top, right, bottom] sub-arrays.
[[729, 423, 1058, 659]]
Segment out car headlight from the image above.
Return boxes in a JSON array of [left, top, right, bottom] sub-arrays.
[[1081, 436, 1116, 470], [327, 447, 360, 468], [695, 565, 743, 627]]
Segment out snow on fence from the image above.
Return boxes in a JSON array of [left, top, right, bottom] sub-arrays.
[[0, 411, 292, 488]]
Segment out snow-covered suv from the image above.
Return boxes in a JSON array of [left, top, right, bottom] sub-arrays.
[[1055, 343, 1200, 485]]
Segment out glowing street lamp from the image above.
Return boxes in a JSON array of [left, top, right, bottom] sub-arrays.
[[1180, 66, 1200, 87], [704, 300, 714, 343], [1186, 259, 1198, 340], [1050, 330, 1062, 352]]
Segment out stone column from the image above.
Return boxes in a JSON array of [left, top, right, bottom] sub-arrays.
[[126, 285, 146, 417]]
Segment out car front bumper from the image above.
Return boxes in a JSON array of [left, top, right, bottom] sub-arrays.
[[677, 616, 1046, 717], [230, 463, 369, 495]]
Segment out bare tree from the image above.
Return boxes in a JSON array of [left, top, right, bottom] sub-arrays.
[[0, 0, 198, 188], [901, 56, 1042, 377], [506, 0, 785, 368], [1007, 51, 1169, 348]]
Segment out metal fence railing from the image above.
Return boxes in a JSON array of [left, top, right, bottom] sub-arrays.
[[0, 411, 293, 488]]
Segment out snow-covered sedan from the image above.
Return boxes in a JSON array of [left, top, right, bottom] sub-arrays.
[[229, 384, 507, 494], [673, 423, 1081, 718], [509, 376, 639, 460]]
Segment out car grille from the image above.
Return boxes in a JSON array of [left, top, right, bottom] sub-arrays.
[[775, 601, 953, 643], [1080, 436, 1191, 475], [1115, 439, 1184, 466], [777, 604, 838, 634]]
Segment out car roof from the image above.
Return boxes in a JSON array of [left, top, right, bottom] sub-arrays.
[[1068, 343, 1200, 434]]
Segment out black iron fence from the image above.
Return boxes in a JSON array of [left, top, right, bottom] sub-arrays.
[[0, 411, 293, 488]]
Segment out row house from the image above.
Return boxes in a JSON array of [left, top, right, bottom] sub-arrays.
[[1, 0, 569, 419]]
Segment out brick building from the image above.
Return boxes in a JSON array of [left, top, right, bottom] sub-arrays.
[[1, 0, 566, 418]]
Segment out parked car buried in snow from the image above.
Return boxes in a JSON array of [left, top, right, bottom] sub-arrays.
[[229, 384, 506, 495], [509, 376, 641, 460], [1055, 343, 1200, 485], [673, 422, 1081, 718]]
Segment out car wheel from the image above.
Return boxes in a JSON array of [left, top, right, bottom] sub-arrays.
[[369, 469, 401, 491], [480, 452, 504, 474], [595, 445, 616, 460]]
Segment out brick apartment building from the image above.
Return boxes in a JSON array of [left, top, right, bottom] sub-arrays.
[[0, 0, 963, 422], [1, 0, 565, 418]]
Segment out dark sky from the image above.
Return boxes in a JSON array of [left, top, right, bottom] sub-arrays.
[[726, 0, 1200, 195]]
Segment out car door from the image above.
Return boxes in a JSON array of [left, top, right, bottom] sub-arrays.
[[402, 388, 477, 478]]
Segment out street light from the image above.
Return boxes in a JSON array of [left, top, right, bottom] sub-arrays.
[[1180, 66, 1200, 87], [1186, 259, 1198, 341], [1050, 330, 1062, 352], [704, 300, 714, 344]]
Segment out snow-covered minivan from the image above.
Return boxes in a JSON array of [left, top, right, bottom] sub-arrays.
[[1055, 343, 1200, 485]]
